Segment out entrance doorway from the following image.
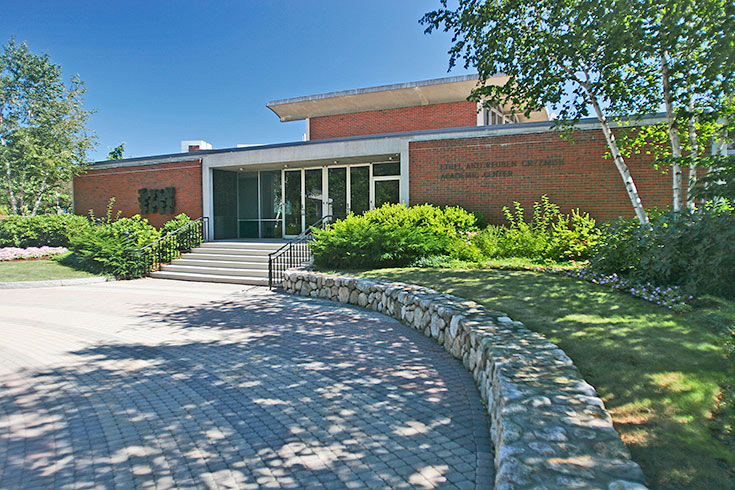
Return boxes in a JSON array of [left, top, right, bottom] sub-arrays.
[[212, 160, 401, 239]]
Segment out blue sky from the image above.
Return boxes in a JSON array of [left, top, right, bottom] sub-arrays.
[[2, 1, 473, 161]]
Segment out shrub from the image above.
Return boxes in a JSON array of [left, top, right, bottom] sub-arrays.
[[159, 213, 195, 254], [160, 213, 192, 236], [312, 203, 478, 269], [473, 196, 600, 262], [312, 213, 447, 269], [0, 214, 91, 248], [362, 203, 479, 236], [589, 206, 735, 299], [69, 214, 160, 278], [547, 209, 601, 261]]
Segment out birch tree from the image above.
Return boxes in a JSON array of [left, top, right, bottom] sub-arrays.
[[422, 0, 657, 226], [0, 38, 95, 216], [640, 0, 735, 210]]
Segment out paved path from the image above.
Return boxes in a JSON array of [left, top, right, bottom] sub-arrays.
[[0, 279, 493, 489]]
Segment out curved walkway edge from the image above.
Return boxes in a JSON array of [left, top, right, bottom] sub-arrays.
[[283, 269, 649, 490], [0, 276, 109, 289]]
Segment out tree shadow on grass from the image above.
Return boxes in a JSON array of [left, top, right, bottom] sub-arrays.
[[0, 290, 493, 489], [362, 268, 735, 490]]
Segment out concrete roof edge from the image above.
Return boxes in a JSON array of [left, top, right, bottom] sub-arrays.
[[87, 113, 666, 169], [266, 74, 481, 107]]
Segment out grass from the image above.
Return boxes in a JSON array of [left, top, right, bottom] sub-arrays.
[[0, 255, 99, 282], [348, 267, 734, 490]]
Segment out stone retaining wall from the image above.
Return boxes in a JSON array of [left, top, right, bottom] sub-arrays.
[[283, 270, 648, 490]]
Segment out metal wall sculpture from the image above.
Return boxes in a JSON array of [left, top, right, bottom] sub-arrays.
[[138, 187, 175, 214]]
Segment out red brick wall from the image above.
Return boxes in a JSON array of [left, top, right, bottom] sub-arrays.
[[73, 160, 203, 228], [310, 101, 478, 140], [409, 130, 678, 224]]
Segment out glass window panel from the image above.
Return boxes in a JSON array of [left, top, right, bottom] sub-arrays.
[[305, 168, 323, 227], [238, 220, 259, 238], [259, 170, 282, 220], [328, 167, 347, 219], [237, 172, 258, 220], [350, 166, 369, 215], [260, 220, 283, 239], [284, 170, 302, 235], [373, 162, 400, 176], [374, 179, 400, 208], [212, 169, 237, 239]]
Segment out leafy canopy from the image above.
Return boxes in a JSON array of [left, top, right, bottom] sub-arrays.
[[421, 0, 658, 125], [0, 37, 96, 216]]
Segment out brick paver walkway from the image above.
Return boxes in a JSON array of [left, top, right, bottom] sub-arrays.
[[0, 279, 493, 489]]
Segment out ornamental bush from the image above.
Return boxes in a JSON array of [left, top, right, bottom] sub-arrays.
[[312, 203, 479, 268], [472, 197, 600, 262], [69, 214, 160, 278], [588, 204, 735, 299], [160, 213, 192, 236], [0, 214, 91, 248]]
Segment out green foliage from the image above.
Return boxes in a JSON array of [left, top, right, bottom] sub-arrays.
[[106, 142, 125, 160], [312, 213, 446, 269], [361, 203, 479, 236], [68, 211, 160, 278], [314, 200, 599, 269], [0, 37, 96, 216], [446, 236, 484, 262], [312, 204, 478, 269], [589, 207, 735, 298], [547, 209, 601, 261], [421, 0, 658, 124], [473, 197, 600, 262], [0, 213, 91, 247], [692, 155, 735, 203], [160, 213, 192, 236]]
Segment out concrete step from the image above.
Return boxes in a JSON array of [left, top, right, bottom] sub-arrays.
[[174, 258, 269, 269], [181, 252, 270, 262], [199, 241, 287, 252], [190, 246, 281, 256], [160, 264, 269, 278], [150, 270, 269, 286]]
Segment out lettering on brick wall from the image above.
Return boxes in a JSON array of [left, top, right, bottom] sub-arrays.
[[138, 187, 175, 214], [439, 157, 564, 180]]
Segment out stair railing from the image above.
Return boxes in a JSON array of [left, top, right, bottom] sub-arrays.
[[124, 217, 209, 278], [268, 215, 333, 289]]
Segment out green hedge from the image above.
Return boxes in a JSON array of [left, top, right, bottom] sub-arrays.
[[69, 215, 161, 278], [0, 214, 92, 247], [312, 204, 479, 268]]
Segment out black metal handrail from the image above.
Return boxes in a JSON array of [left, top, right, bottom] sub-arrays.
[[125, 217, 209, 278], [268, 215, 334, 289]]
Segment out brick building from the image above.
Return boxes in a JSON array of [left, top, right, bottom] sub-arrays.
[[74, 74, 678, 238]]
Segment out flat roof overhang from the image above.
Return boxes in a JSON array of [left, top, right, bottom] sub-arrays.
[[268, 74, 487, 122], [267, 74, 550, 123]]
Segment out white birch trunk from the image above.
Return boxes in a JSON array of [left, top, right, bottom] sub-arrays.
[[661, 52, 683, 211], [588, 96, 650, 226], [30, 178, 47, 217], [4, 161, 19, 215]]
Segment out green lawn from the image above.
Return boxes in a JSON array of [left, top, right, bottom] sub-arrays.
[[353, 267, 734, 490], [0, 258, 99, 282]]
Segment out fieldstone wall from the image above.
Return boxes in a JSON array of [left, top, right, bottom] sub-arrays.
[[283, 270, 649, 490]]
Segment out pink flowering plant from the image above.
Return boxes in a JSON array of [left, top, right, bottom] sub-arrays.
[[0, 246, 68, 261]]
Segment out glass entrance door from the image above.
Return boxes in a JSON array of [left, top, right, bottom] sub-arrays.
[[284, 170, 302, 237], [305, 168, 323, 228], [350, 166, 370, 215], [327, 167, 347, 219]]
